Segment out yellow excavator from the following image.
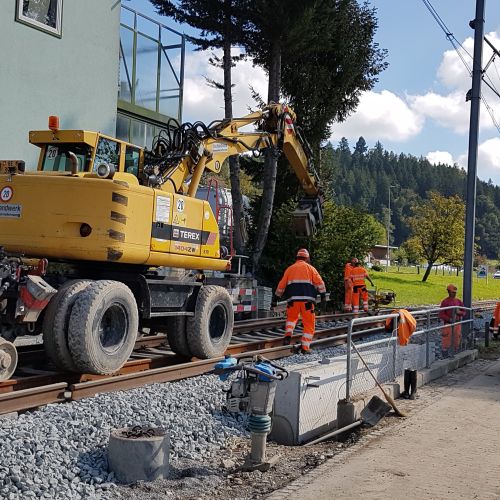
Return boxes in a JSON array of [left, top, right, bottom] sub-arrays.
[[0, 104, 323, 379]]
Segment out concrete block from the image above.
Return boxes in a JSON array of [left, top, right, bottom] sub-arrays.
[[383, 382, 400, 399], [108, 428, 169, 484], [337, 400, 357, 428]]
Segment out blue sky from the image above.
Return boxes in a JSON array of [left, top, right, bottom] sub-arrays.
[[125, 0, 500, 184]]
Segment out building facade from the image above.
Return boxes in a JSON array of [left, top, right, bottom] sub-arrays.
[[0, 1, 184, 167]]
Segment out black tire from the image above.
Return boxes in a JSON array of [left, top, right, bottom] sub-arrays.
[[166, 316, 191, 357], [187, 285, 234, 359], [42, 280, 90, 371], [67, 280, 139, 375]]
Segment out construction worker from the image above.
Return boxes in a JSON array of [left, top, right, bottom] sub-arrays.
[[344, 260, 353, 312], [349, 258, 374, 313], [275, 249, 326, 354], [438, 284, 465, 354], [490, 302, 500, 337]]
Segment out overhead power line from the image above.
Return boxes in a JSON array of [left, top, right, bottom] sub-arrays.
[[421, 0, 500, 135]]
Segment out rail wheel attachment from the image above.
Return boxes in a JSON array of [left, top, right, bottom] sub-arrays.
[[0, 338, 17, 381], [187, 285, 234, 358], [68, 280, 139, 375]]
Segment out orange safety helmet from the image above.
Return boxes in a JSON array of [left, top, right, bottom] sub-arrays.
[[296, 248, 310, 259], [447, 284, 458, 292]]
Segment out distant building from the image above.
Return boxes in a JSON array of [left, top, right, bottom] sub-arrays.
[[0, 1, 184, 167], [366, 244, 398, 267]]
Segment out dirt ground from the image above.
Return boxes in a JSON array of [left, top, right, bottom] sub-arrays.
[[118, 344, 500, 500]]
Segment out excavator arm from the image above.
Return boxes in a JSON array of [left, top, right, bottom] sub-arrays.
[[144, 104, 323, 235]]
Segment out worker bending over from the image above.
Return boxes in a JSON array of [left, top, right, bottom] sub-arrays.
[[438, 284, 465, 354], [344, 260, 353, 312], [349, 258, 374, 313], [275, 249, 326, 354]]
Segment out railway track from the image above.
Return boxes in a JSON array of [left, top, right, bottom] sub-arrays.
[[0, 301, 496, 416]]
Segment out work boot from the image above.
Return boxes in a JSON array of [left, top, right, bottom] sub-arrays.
[[283, 336, 292, 346], [401, 369, 411, 399], [409, 370, 418, 400], [300, 347, 312, 355]]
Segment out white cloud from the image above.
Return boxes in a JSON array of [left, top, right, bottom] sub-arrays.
[[182, 48, 267, 124], [478, 137, 500, 181], [330, 90, 424, 142], [456, 137, 500, 183], [426, 150, 455, 166]]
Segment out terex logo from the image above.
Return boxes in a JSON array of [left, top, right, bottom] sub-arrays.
[[179, 230, 200, 241]]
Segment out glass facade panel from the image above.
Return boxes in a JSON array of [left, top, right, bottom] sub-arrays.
[[131, 119, 155, 149], [135, 34, 159, 111], [119, 27, 134, 102], [116, 114, 130, 142], [119, 5, 184, 122], [137, 15, 160, 41]]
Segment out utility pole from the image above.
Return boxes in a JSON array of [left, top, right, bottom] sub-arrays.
[[386, 184, 396, 272], [463, 0, 485, 316]]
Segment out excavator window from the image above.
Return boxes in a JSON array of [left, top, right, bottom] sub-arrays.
[[124, 145, 141, 177], [93, 137, 120, 172], [41, 144, 90, 172]]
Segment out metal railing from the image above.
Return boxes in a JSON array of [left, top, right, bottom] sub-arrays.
[[345, 306, 475, 401]]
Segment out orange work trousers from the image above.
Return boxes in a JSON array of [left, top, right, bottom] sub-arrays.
[[284, 301, 315, 350], [344, 280, 353, 312], [352, 285, 368, 313], [442, 323, 461, 351]]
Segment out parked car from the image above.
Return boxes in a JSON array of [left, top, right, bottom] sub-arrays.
[[493, 271, 500, 279]]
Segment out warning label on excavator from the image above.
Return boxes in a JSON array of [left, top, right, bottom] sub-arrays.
[[0, 204, 21, 218], [155, 196, 171, 224], [212, 142, 229, 153]]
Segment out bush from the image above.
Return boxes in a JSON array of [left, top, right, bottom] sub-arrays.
[[371, 263, 383, 271]]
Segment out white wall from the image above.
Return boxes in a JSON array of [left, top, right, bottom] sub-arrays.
[[0, 1, 120, 168]]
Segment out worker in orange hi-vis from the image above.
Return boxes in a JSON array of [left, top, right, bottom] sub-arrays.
[[490, 302, 500, 337], [275, 249, 326, 354], [343, 260, 353, 312], [349, 258, 374, 313], [438, 284, 465, 354]]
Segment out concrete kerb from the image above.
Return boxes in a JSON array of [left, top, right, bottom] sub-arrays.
[[343, 349, 478, 425]]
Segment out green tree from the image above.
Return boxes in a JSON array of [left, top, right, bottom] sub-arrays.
[[407, 192, 465, 282]]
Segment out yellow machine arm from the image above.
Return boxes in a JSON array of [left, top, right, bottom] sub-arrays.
[[145, 104, 323, 235]]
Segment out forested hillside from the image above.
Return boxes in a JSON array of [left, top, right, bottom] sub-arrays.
[[326, 138, 500, 259]]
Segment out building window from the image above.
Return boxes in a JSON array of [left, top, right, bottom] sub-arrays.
[[16, 0, 63, 37]]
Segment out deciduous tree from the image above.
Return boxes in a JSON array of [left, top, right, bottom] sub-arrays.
[[407, 192, 465, 282]]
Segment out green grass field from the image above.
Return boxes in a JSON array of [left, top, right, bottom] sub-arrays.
[[370, 268, 500, 306]]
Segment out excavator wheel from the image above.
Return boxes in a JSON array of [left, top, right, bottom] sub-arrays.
[[187, 285, 234, 359], [166, 316, 191, 357], [68, 280, 139, 375], [42, 279, 91, 371]]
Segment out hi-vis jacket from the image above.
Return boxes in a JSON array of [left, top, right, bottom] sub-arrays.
[[350, 266, 369, 286], [276, 260, 326, 303], [385, 309, 417, 346]]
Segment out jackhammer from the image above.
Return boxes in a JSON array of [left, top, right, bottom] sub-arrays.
[[214, 355, 288, 471]]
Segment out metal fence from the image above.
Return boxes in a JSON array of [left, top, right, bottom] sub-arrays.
[[345, 306, 475, 400]]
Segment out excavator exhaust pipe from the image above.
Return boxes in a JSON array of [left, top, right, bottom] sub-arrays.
[[292, 197, 324, 237]]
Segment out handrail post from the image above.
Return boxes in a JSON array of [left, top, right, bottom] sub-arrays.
[[450, 309, 456, 357], [392, 316, 398, 380], [346, 320, 353, 401], [426, 310, 431, 368], [485, 320, 490, 348]]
